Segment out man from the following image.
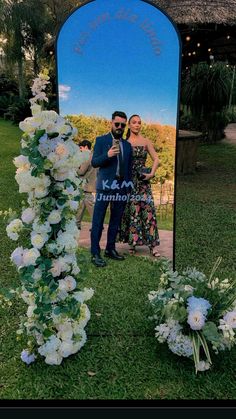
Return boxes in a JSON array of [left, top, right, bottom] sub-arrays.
[[77, 140, 97, 229], [90, 111, 133, 267]]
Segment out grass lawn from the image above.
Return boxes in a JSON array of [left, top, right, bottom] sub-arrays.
[[0, 118, 236, 400]]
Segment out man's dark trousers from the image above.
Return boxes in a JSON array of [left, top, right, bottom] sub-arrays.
[[90, 183, 128, 256]]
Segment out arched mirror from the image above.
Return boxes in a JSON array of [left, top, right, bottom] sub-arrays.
[[56, 0, 181, 266]]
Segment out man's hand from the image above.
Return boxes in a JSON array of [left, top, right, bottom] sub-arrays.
[[107, 145, 120, 158]]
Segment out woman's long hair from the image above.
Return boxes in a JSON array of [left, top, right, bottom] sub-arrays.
[[126, 114, 140, 139]]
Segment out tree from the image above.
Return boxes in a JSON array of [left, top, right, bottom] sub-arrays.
[[181, 62, 232, 142]]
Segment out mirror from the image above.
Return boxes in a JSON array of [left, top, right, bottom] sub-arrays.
[[56, 0, 180, 265]]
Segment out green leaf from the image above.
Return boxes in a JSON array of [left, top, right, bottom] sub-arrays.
[[64, 179, 72, 188], [47, 132, 59, 139], [31, 167, 39, 177], [34, 129, 46, 142], [53, 307, 61, 315], [198, 332, 212, 365], [202, 322, 221, 342], [21, 147, 30, 156], [191, 332, 200, 374], [43, 329, 53, 339]]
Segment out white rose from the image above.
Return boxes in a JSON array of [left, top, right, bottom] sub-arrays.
[[31, 232, 48, 249], [55, 143, 69, 158], [22, 248, 40, 266], [6, 219, 23, 241], [187, 310, 206, 330], [223, 311, 236, 329], [13, 155, 30, 169], [48, 210, 61, 224], [34, 186, 49, 199], [21, 208, 36, 224], [10, 246, 24, 267]]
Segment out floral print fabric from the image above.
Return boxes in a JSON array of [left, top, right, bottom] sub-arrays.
[[118, 145, 160, 248]]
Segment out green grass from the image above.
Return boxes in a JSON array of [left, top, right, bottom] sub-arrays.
[[0, 118, 236, 400]]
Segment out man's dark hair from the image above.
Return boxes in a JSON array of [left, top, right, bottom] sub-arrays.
[[112, 111, 127, 120], [79, 139, 92, 150]]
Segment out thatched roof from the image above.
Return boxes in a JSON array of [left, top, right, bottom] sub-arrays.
[[151, 1, 236, 25]]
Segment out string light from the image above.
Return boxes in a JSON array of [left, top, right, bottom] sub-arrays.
[[192, 51, 196, 55], [208, 48, 212, 52], [197, 43, 201, 47], [186, 36, 191, 41], [188, 52, 192, 56], [227, 35, 230, 39]]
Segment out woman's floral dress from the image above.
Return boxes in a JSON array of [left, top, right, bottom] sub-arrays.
[[118, 145, 160, 249]]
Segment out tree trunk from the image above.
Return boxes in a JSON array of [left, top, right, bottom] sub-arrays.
[[33, 47, 39, 77], [17, 54, 25, 100], [207, 128, 224, 143]]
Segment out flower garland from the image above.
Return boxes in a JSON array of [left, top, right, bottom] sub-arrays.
[[3, 70, 94, 365], [148, 258, 236, 373]]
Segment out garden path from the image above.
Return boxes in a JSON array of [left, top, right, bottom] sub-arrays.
[[78, 221, 173, 260], [223, 123, 236, 145]]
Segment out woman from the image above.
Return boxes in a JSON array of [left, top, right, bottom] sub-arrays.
[[118, 114, 160, 257]]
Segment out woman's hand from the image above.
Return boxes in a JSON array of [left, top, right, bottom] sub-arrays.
[[143, 173, 154, 181]]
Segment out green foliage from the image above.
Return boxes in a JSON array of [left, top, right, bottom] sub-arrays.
[[181, 62, 233, 142], [3, 98, 31, 124]]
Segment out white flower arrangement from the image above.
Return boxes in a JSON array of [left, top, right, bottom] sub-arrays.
[[148, 258, 236, 373], [1, 70, 93, 365]]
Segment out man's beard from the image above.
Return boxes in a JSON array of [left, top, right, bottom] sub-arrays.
[[112, 129, 123, 139]]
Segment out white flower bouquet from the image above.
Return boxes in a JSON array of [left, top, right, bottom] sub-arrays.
[[148, 258, 236, 373], [1, 70, 94, 365]]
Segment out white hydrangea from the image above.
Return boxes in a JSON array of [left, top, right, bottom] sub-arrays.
[[155, 323, 170, 343], [21, 207, 36, 224], [71, 329, 87, 353], [48, 210, 61, 225], [57, 322, 73, 341], [44, 352, 63, 366], [77, 304, 91, 330], [58, 340, 74, 358], [58, 276, 77, 292], [32, 218, 51, 234], [168, 333, 193, 357], [56, 232, 78, 254], [38, 335, 61, 357], [6, 218, 23, 241], [74, 288, 94, 303]]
